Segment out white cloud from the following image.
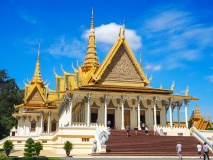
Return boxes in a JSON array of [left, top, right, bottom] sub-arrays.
[[205, 75, 213, 83], [82, 23, 142, 50], [46, 37, 86, 59], [144, 64, 161, 71], [142, 8, 213, 70], [18, 11, 37, 24]]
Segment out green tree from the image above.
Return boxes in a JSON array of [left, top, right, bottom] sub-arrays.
[[63, 141, 73, 157], [34, 141, 43, 156], [0, 152, 11, 160], [24, 138, 36, 158], [0, 69, 24, 139], [3, 140, 14, 156]]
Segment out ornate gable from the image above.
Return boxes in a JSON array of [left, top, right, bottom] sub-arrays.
[[100, 44, 143, 84], [27, 87, 44, 104], [90, 36, 150, 87]]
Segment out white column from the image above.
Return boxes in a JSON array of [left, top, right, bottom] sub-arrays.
[[87, 94, 91, 126], [17, 117, 20, 135], [68, 94, 73, 125], [153, 97, 157, 127], [47, 111, 51, 134], [137, 96, 142, 130], [177, 102, 182, 127], [40, 112, 43, 134], [104, 94, 108, 127], [169, 98, 173, 128], [23, 116, 26, 135], [184, 99, 190, 128], [121, 95, 125, 130]]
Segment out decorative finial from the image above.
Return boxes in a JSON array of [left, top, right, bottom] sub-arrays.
[[160, 83, 162, 89], [118, 24, 121, 38], [31, 44, 42, 83], [53, 67, 57, 76], [185, 85, 189, 96], [121, 21, 125, 39], [149, 75, 152, 82], [76, 60, 80, 68], [171, 80, 175, 91], [140, 49, 142, 68], [90, 7, 95, 32]]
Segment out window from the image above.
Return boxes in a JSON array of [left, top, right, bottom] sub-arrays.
[[30, 119, 37, 132], [51, 122, 56, 132], [44, 122, 47, 132], [31, 122, 36, 132], [51, 118, 57, 132]]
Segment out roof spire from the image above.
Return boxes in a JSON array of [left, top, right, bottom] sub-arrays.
[[90, 7, 94, 30], [193, 101, 202, 119], [31, 44, 43, 83], [81, 7, 99, 72], [140, 49, 142, 68]]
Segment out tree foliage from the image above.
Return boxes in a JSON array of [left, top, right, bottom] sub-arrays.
[[24, 138, 36, 158], [3, 140, 14, 156], [0, 69, 24, 139]]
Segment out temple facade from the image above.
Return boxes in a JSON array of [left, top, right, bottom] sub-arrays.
[[12, 8, 199, 137]]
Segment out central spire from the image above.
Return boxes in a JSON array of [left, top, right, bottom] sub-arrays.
[[31, 44, 43, 83], [81, 7, 99, 72]]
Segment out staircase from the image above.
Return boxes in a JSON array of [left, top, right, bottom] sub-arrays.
[[92, 129, 212, 156]]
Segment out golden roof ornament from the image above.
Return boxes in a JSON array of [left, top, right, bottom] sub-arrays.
[[194, 101, 202, 119], [171, 80, 175, 91], [185, 85, 189, 96], [31, 44, 43, 83], [160, 83, 162, 89], [81, 7, 99, 72], [72, 62, 78, 73]]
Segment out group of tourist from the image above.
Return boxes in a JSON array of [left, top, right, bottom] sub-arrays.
[[177, 141, 210, 160], [125, 123, 151, 137]]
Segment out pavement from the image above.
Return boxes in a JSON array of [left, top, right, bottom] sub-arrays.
[[6, 150, 209, 160]]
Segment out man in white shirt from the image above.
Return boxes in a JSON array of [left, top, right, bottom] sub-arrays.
[[203, 142, 210, 160], [197, 142, 202, 158], [176, 141, 182, 159]]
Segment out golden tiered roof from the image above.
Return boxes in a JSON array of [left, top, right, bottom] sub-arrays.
[[191, 103, 213, 130], [81, 7, 99, 73], [13, 46, 58, 117]]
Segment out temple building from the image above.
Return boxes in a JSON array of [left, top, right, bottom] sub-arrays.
[[0, 8, 201, 154], [12, 8, 199, 135], [190, 104, 213, 130]]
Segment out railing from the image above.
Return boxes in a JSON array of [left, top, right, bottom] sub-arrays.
[[94, 123, 102, 153], [192, 127, 213, 151]]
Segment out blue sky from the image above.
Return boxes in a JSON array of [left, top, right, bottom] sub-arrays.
[[1, 0, 213, 122]]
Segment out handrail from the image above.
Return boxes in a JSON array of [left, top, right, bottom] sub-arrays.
[[94, 123, 102, 153], [192, 127, 213, 149]]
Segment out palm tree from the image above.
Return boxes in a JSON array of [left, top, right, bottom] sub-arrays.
[[63, 141, 73, 157], [3, 140, 14, 156], [34, 142, 43, 156]]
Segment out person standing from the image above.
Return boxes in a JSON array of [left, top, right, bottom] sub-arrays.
[[203, 142, 210, 160], [197, 142, 202, 158], [153, 125, 157, 136], [145, 126, 148, 135], [142, 123, 145, 130], [126, 125, 130, 137], [176, 141, 182, 159]]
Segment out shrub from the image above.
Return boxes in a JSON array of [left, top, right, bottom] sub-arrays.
[[206, 128, 213, 130], [0, 152, 11, 160], [24, 138, 36, 158], [3, 140, 14, 156], [63, 141, 73, 157], [34, 142, 43, 156]]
